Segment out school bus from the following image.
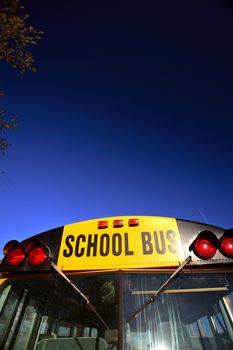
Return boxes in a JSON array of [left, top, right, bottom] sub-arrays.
[[0, 216, 233, 350]]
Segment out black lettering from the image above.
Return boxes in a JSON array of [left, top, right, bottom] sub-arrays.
[[87, 234, 98, 257], [124, 233, 134, 255], [100, 234, 110, 256], [154, 231, 166, 254], [75, 234, 85, 257], [112, 233, 122, 256], [141, 232, 153, 254], [166, 230, 177, 253], [63, 235, 74, 257]]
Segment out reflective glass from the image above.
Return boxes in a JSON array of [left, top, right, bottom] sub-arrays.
[[122, 273, 233, 350], [0, 274, 118, 350]]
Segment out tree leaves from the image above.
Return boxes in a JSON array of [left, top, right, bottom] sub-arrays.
[[0, 0, 43, 154], [0, 113, 16, 154], [0, 0, 43, 72]]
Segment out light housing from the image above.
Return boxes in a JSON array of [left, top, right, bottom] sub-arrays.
[[190, 231, 218, 260], [219, 229, 233, 258], [3, 238, 50, 268]]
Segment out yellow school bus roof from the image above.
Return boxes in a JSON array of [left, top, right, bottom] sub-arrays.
[[0, 216, 231, 273]]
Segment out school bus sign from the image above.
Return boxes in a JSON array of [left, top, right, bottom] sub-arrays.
[[57, 216, 185, 270]]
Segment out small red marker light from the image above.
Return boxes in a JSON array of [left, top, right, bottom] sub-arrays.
[[128, 218, 139, 226], [190, 231, 217, 260], [28, 246, 48, 266], [98, 221, 108, 229], [25, 239, 38, 254], [6, 246, 26, 266], [113, 219, 124, 228], [3, 240, 19, 255], [219, 229, 233, 258]]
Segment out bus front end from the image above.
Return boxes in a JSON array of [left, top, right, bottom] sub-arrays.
[[0, 216, 233, 350]]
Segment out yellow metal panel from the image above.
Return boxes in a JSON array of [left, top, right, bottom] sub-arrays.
[[57, 216, 185, 270]]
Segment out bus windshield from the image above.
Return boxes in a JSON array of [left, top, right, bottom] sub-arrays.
[[123, 272, 233, 350], [0, 273, 118, 350], [1, 271, 233, 349]]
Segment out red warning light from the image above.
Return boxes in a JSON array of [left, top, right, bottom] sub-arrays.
[[113, 219, 124, 228], [25, 239, 38, 254], [128, 218, 139, 226], [2, 238, 50, 268], [28, 246, 48, 266], [6, 246, 26, 266], [219, 229, 233, 258], [98, 221, 108, 229], [3, 240, 19, 255], [191, 231, 217, 260]]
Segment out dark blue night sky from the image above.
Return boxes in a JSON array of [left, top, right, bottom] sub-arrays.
[[1, 0, 233, 255]]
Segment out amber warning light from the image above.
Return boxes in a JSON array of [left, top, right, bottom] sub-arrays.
[[3, 239, 50, 267], [190, 230, 233, 260], [98, 218, 139, 229]]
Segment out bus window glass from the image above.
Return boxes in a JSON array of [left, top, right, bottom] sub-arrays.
[[0, 287, 23, 347], [0, 284, 11, 314], [224, 293, 233, 322], [39, 316, 50, 335], [57, 322, 71, 337], [198, 316, 213, 337], [13, 297, 39, 350], [0, 273, 118, 350], [123, 272, 233, 350], [214, 312, 225, 333]]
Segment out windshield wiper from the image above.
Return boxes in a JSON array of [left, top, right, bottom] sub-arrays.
[[127, 256, 192, 323], [51, 262, 109, 329]]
